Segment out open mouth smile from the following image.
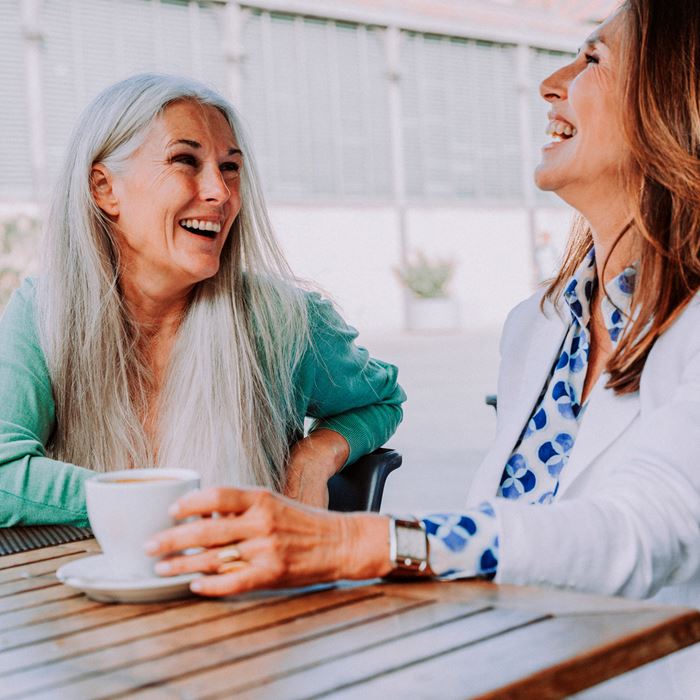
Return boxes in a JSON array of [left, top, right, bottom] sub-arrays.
[[178, 218, 222, 239], [546, 118, 578, 142]]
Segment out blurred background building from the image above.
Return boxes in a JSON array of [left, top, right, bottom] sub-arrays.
[[1, 0, 616, 330]]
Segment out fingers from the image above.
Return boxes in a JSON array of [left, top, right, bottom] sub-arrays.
[[154, 541, 255, 577], [146, 511, 260, 555], [170, 487, 259, 519], [190, 567, 277, 597]]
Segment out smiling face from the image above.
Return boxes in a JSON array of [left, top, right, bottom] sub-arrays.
[[534, 10, 630, 208], [94, 100, 243, 299]]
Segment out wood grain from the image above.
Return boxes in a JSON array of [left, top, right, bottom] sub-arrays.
[[1, 542, 698, 700]]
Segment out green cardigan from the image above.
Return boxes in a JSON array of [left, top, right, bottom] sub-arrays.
[[0, 279, 405, 527]]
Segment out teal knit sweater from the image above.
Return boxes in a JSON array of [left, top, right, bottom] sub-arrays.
[[0, 279, 405, 526]]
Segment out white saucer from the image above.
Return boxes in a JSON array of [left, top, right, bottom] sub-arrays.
[[56, 554, 201, 603]]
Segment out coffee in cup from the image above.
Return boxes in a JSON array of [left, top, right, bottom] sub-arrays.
[[85, 468, 200, 579]]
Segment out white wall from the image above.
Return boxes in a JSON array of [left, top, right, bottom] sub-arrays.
[[406, 207, 534, 331], [271, 205, 404, 331], [271, 203, 574, 334]]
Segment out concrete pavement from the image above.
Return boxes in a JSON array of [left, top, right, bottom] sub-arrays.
[[362, 329, 501, 515]]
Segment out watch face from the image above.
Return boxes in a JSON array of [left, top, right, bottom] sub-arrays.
[[397, 523, 428, 562]]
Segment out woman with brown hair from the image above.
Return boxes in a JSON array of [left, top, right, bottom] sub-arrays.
[[150, 1, 699, 693]]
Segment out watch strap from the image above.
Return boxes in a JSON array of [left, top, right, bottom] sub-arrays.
[[387, 516, 433, 577]]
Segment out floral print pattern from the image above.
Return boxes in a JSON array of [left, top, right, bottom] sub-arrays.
[[421, 250, 636, 579]]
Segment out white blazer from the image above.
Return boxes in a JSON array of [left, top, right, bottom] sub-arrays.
[[467, 290, 700, 607]]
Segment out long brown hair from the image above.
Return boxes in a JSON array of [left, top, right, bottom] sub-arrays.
[[544, 0, 700, 394]]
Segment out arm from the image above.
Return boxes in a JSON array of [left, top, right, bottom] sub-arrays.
[[285, 293, 406, 506], [147, 488, 393, 595], [492, 309, 700, 597], [0, 280, 92, 526]]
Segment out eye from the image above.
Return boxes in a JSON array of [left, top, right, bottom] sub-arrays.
[[221, 161, 240, 173], [584, 53, 599, 65], [171, 153, 198, 167]]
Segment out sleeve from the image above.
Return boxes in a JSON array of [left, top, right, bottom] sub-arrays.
[[0, 280, 92, 526], [494, 334, 700, 598], [421, 501, 501, 579], [301, 292, 406, 466]]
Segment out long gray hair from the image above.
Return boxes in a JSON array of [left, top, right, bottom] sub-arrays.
[[37, 73, 309, 489]]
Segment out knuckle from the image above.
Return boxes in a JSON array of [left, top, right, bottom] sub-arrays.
[[212, 489, 229, 513]]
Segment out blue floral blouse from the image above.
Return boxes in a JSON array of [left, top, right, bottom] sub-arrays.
[[421, 250, 637, 579]]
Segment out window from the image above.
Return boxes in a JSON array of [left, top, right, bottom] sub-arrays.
[[0, 0, 33, 199], [240, 10, 392, 200], [401, 32, 521, 201], [40, 0, 226, 186]]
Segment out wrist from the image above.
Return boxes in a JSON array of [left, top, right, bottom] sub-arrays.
[[337, 513, 392, 580]]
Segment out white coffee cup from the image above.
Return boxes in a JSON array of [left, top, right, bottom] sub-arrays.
[[85, 468, 200, 579]]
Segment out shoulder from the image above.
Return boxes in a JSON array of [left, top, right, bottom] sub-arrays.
[[644, 292, 700, 380], [303, 290, 355, 338], [0, 277, 38, 332], [499, 287, 564, 356]]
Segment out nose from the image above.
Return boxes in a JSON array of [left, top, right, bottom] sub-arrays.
[[199, 163, 230, 204], [539, 62, 572, 105]]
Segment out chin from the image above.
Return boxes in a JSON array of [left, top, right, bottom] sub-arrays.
[[533, 164, 560, 193]]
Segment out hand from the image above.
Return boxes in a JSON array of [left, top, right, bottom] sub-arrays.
[[283, 429, 350, 508], [145, 487, 392, 597]]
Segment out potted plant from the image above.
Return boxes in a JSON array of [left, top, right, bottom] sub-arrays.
[[396, 251, 460, 331]]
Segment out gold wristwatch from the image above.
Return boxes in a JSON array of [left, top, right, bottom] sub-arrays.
[[387, 517, 434, 577]]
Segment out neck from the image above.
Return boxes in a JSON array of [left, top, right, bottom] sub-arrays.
[[119, 274, 191, 338], [562, 187, 636, 288]]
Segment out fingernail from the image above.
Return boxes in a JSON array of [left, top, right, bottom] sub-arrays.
[[168, 503, 181, 517], [191, 580, 203, 592], [154, 561, 171, 575], [143, 540, 159, 554]]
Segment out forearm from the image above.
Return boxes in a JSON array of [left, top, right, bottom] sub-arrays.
[[420, 503, 501, 580], [0, 453, 92, 526], [285, 429, 349, 506]]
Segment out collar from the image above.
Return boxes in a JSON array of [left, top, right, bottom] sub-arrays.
[[562, 249, 636, 345]]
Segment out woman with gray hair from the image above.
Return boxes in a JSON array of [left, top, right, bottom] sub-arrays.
[[0, 73, 405, 526]]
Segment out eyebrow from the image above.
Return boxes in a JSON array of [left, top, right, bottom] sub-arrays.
[[580, 34, 606, 52], [169, 139, 242, 157]]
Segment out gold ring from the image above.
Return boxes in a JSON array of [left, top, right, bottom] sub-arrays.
[[216, 547, 248, 574], [216, 547, 242, 564], [217, 560, 248, 574]]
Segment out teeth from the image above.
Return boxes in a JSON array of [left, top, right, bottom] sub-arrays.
[[546, 120, 577, 139], [179, 218, 222, 233]]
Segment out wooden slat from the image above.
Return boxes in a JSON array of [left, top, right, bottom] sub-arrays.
[[0, 543, 96, 571], [0, 590, 293, 677], [0, 596, 105, 632], [378, 580, 675, 616], [128, 599, 492, 700], [0, 587, 380, 697], [19, 591, 440, 699], [206, 607, 547, 700], [0, 552, 91, 585], [0, 585, 80, 614], [0, 600, 188, 651], [319, 609, 700, 700]]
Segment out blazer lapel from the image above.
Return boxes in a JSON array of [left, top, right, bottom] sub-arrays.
[[467, 304, 568, 503], [557, 375, 640, 495]]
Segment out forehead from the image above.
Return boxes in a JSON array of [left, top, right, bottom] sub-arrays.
[[148, 100, 237, 148], [584, 7, 627, 48]]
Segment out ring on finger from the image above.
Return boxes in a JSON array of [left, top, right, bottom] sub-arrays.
[[217, 560, 249, 574], [216, 546, 248, 574], [217, 546, 243, 564]]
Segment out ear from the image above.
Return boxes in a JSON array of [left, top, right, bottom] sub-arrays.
[[90, 164, 120, 217]]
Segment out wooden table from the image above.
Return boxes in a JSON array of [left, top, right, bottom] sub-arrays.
[[1, 540, 700, 700]]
